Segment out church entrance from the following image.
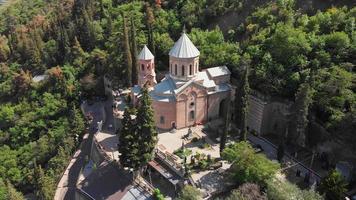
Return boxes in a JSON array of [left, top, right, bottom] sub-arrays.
[[219, 99, 227, 118]]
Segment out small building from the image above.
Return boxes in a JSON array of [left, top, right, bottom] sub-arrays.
[[132, 32, 232, 130], [76, 162, 153, 200]]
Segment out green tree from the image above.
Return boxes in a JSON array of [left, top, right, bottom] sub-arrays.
[[153, 188, 165, 200], [222, 142, 279, 186], [288, 81, 314, 146], [35, 165, 55, 200], [226, 183, 267, 200], [267, 178, 323, 200], [235, 59, 250, 141], [0, 35, 10, 62], [220, 95, 231, 152], [177, 185, 201, 200], [70, 37, 88, 71], [318, 170, 348, 200], [136, 86, 158, 165], [145, 3, 155, 55], [5, 180, 25, 200], [130, 17, 138, 85], [122, 13, 132, 86], [118, 107, 141, 170], [70, 105, 85, 141]]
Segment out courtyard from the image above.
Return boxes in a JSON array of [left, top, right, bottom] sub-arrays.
[[157, 125, 232, 196]]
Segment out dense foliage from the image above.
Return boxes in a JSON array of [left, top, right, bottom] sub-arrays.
[[318, 170, 348, 200], [222, 142, 280, 186], [267, 178, 323, 200], [176, 185, 202, 200], [0, 0, 354, 198], [222, 142, 323, 200]]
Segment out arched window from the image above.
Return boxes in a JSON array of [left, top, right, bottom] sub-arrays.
[[195, 63, 198, 73], [141, 64, 144, 71], [189, 111, 195, 121], [189, 64, 192, 75], [182, 65, 185, 76], [147, 63, 151, 70], [175, 64, 178, 75], [160, 116, 165, 124]]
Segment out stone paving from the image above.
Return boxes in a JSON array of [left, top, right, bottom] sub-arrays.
[[95, 95, 120, 161], [158, 125, 220, 158], [157, 125, 231, 195]]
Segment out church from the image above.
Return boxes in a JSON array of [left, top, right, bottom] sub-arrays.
[[132, 32, 232, 130]]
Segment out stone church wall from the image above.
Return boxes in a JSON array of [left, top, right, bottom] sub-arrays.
[[246, 95, 266, 134], [246, 92, 292, 136], [207, 91, 230, 121], [153, 101, 176, 130]]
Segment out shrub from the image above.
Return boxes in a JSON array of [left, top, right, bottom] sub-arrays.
[[153, 188, 164, 200]]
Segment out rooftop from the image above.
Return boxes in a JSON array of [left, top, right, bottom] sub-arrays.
[[77, 162, 152, 200], [169, 33, 200, 58], [138, 45, 154, 60], [206, 66, 231, 78]]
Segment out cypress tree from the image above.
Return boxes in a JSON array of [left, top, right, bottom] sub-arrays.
[[57, 24, 70, 65], [235, 60, 250, 141], [119, 108, 141, 169], [130, 17, 138, 85], [71, 36, 87, 70], [220, 96, 231, 152], [136, 85, 157, 165], [122, 13, 132, 87], [145, 4, 155, 55], [289, 80, 314, 146]]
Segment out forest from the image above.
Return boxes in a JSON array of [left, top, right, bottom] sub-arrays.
[[0, 0, 355, 199]]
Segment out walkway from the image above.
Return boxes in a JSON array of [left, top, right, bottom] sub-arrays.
[[247, 134, 321, 184], [95, 95, 120, 161], [55, 101, 104, 200]]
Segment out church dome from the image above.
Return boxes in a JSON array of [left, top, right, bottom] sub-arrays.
[[138, 45, 154, 60], [169, 33, 200, 58]]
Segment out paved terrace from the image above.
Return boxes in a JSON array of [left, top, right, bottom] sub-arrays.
[[157, 125, 232, 195]]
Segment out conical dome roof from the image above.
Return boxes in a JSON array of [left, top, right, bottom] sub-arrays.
[[169, 33, 200, 58], [138, 45, 154, 60]]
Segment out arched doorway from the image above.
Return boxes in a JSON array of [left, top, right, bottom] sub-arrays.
[[219, 99, 227, 118], [189, 111, 195, 121]]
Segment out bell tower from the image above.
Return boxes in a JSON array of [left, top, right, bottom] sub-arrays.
[[138, 45, 156, 88]]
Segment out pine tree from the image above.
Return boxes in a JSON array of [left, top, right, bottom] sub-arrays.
[[130, 17, 138, 85], [119, 108, 141, 170], [122, 13, 132, 86], [136, 86, 158, 165], [236, 61, 250, 141]]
